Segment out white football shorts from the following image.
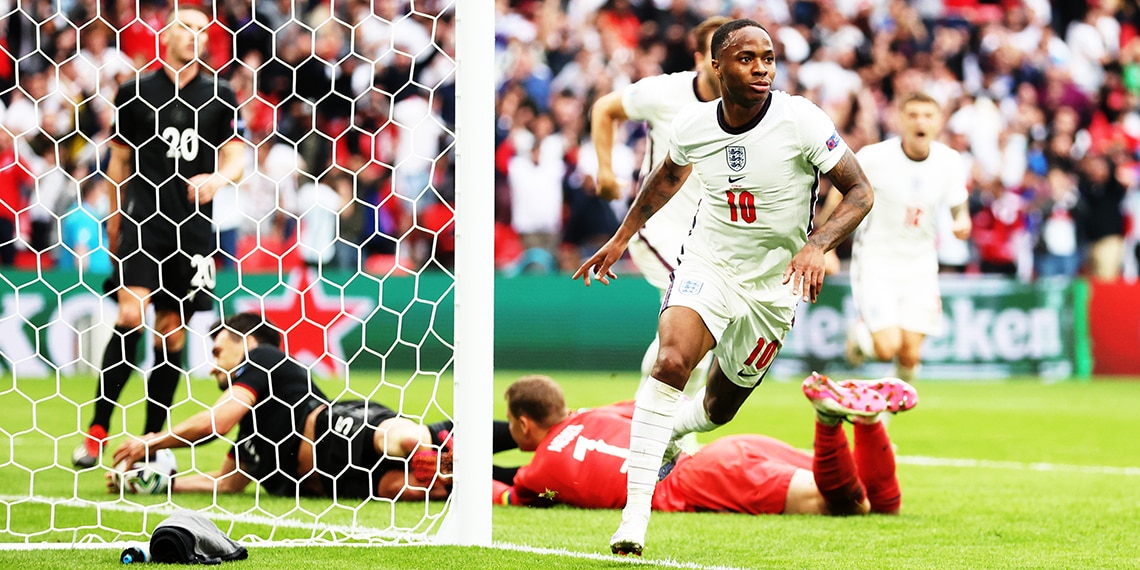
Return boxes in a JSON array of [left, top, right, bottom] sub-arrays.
[[850, 263, 944, 336], [663, 257, 798, 388]]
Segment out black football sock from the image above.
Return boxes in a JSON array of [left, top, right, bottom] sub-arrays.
[[492, 420, 518, 453], [90, 325, 143, 430], [144, 346, 183, 434], [427, 420, 454, 447], [492, 465, 519, 485], [426, 420, 518, 453]]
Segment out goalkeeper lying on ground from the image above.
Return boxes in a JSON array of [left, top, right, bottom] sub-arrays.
[[493, 374, 917, 516], [107, 312, 454, 500]]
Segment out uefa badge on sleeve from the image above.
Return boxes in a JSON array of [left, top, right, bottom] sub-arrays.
[[826, 130, 840, 151]]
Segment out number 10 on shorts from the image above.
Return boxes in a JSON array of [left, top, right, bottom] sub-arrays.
[[744, 337, 778, 372]]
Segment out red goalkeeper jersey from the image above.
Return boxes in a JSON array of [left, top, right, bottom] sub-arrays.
[[508, 402, 637, 509], [501, 401, 813, 514]]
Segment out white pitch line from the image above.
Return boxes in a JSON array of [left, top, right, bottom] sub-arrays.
[[897, 455, 1140, 476], [0, 495, 746, 568], [493, 542, 749, 570], [0, 494, 418, 543]]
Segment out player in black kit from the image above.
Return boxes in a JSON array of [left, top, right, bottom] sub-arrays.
[[107, 313, 460, 501], [75, 6, 246, 468]]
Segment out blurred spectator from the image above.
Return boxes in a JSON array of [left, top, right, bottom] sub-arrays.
[[28, 146, 81, 258], [507, 113, 565, 263], [296, 170, 351, 269], [1034, 166, 1083, 279], [0, 129, 33, 266], [239, 136, 302, 244], [596, 0, 643, 55], [1077, 152, 1129, 280], [211, 180, 243, 270], [58, 178, 112, 274], [115, 0, 165, 71], [972, 181, 1029, 277]]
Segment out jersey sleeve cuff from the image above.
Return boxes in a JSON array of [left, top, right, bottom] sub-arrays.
[[230, 383, 258, 401]]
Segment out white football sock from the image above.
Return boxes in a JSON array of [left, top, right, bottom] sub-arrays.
[[636, 336, 661, 392], [895, 363, 918, 383], [684, 352, 713, 398], [623, 378, 682, 517], [672, 386, 717, 439]]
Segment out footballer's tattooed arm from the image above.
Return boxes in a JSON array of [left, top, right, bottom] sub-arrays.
[[626, 156, 692, 231], [809, 149, 873, 253], [574, 156, 692, 286]]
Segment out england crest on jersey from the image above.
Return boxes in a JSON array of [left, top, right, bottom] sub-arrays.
[[726, 146, 746, 171]]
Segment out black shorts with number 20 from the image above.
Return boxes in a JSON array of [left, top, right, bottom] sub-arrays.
[[105, 217, 217, 314]]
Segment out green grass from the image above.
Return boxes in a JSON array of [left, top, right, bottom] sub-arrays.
[[1, 371, 1138, 569]]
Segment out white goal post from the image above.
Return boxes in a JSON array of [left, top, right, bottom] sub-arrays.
[[440, 0, 495, 548], [0, 0, 492, 549]]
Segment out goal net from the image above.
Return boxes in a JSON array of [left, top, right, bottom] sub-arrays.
[[0, 0, 492, 549]]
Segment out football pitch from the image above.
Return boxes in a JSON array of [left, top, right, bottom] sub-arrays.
[[0, 370, 1137, 569]]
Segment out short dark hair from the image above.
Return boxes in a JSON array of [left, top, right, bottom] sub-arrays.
[[210, 312, 282, 348], [505, 375, 567, 428], [711, 19, 769, 61]]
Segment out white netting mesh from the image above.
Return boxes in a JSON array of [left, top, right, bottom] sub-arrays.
[[0, 0, 459, 546]]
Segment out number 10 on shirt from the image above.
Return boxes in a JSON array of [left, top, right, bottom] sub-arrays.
[[725, 190, 756, 223]]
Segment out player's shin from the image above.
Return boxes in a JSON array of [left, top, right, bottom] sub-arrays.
[[812, 422, 867, 515], [144, 346, 183, 435], [853, 421, 901, 514], [615, 378, 681, 553], [92, 325, 143, 429]]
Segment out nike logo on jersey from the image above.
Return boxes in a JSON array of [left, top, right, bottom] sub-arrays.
[[728, 175, 745, 184], [737, 369, 760, 378]]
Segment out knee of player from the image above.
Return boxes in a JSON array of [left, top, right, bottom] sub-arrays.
[[896, 344, 923, 367], [116, 309, 146, 330], [651, 351, 699, 387], [872, 341, 901, 362]]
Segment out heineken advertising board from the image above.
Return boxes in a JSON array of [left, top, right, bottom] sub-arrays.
[[0, 271, 1085, 379]]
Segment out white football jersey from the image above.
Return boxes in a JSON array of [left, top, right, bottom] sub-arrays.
[[622, 71, 710, 274], [669, 91, 847, 290], [851, 138, 968, 271]]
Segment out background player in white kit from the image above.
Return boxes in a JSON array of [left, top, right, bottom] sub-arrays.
[[589, 15, 728, 396], [842, 92, 971, 383], [575, 19, 875, 556]]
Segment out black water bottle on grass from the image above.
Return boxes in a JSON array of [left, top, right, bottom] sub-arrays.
[[120, 545, 149, 564]]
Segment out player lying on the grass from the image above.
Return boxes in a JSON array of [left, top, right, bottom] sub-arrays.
[[107, 312, 456, 500], [492, 374, 916, 518]]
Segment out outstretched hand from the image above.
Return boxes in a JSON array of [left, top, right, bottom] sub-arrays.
[[572, 237, 627, 286], [783, 242, 828, 303], [110, 436, 151, 470]]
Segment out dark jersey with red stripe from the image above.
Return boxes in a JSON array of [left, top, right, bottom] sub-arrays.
[[111, 69, 239, 246], [229, 346, 327, 496]]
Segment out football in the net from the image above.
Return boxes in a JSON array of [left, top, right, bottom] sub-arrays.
[[112, 449, 177, 495]]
